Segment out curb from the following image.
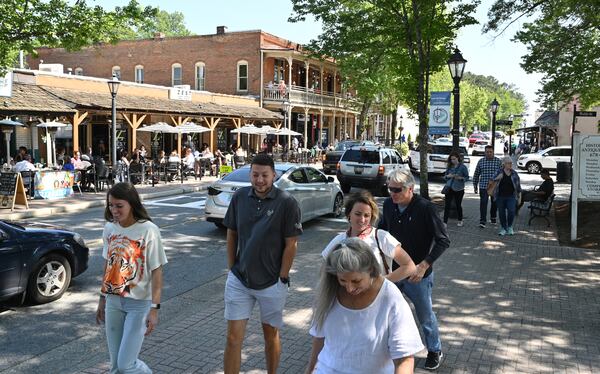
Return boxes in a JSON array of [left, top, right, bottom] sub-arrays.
[[4, 184, 208, 221]]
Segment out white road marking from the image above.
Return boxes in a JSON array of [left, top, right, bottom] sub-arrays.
[[145, 197, 206, 210]]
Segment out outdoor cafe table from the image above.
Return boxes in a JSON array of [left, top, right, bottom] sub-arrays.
[[34, 169, 74, 199]]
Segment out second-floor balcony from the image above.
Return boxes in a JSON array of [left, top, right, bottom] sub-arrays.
[[263, 85, 359, 111]]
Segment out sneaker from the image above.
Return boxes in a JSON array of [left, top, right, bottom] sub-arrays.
[[479, 222, 486, 228], [457, 220, 464, 227], [424, 351, 444, 370], [499, 228, 507, 236], [507, 227, 514, 235], [491, 218, 497, 225]]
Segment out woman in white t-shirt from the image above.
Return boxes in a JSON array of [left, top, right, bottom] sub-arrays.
[[322, 191, 415, 282], [95, 182, 168, 374], [306, 238, 424, 373]]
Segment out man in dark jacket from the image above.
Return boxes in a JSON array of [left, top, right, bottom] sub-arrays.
[[379, 169, 450, 371]]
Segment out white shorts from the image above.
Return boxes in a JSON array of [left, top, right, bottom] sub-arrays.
[[224, 271, 288, 328]]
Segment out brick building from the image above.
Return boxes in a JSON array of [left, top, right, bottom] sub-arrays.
[[29, 27, 361, 147]]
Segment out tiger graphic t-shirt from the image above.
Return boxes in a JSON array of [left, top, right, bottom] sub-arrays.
[[101, 220, 167, 300]]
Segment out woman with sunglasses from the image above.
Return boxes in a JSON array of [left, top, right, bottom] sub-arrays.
[[306, 238, 424, 373], [321, 191, 415, 282]]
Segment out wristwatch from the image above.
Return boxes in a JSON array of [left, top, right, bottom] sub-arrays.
[[151, 303, 161, 310]]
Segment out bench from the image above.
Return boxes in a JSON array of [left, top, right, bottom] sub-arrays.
[[528, 193, 555, 227]]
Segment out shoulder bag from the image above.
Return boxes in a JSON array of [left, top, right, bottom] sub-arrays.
[[374, 229, 390, 275], [486, 179, 497, 197]]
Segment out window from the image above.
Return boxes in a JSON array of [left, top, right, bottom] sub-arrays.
[[305, 168, 327, 183], [74, 67, 83, 76], [289, 169, 307, 183], [274, 59, 285, 83], [134, 65, 144, 84], [172, 63, 182, 86], [382, 151, 392, 164], [111, 66, 121, 80], [195, 62, 206, 90], [341, 150, 380, 164], [237, 61, 248, 91]]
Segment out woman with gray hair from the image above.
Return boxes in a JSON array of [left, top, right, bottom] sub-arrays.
[[490, 156, 522, 235], [305, 238, 424, 374]]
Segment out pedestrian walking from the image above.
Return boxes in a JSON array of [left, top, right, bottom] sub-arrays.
[[490, 156, 522, 236], [95, 182, 167, 374], [222, 153, 303, 374], [378, 169, 450, 371], [472, 145, 502, 228], [306, 238, 424, 374], [442, 151, 469, 227], [322, 191, 416, 282]]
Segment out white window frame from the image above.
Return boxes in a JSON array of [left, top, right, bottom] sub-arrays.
[[237, 60, 248, 92], [172, 63, 182, 86], [111, 66, 121, 80], [195, 62, 206, 91], [134, 65, 144, 84], [74, 67, 83, 76]]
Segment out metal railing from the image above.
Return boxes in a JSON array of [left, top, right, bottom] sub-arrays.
[[263, 85, 357, 110]]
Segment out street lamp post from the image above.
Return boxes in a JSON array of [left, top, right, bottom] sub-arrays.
[[447, 48, 467, 153], [398, 115, 404, 143], [282, 100, 290, 151], [107, 75, 121, 167], [490, 98, 500, 155]]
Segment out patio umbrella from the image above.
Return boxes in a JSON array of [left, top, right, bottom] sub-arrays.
[[137, 122, 177, 133], [174, 122, 211, 134], [36, 121, 69, 166], [256, 125, 277, 134], [0, 118, 24, 126], [230, 124, 259, 134], [271, 128, 302, 136]]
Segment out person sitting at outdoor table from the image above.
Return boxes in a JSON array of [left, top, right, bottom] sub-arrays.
[[157, 150, 167, 165], [139, 145, 147, 160], [72, 151, 84, 170], [120, 150, 131, 167], [183, 148, 196, 176], [62, 156, 75, 171], [168, 150, 180, 163], [15, 154, 36, 173]]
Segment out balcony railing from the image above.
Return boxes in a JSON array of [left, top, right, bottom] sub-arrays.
[[263, 85, 357, 110]]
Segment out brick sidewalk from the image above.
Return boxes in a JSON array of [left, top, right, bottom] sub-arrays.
[[57, 183, 597, 374]]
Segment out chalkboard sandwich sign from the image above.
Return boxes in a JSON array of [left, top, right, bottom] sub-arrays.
[[0, 172, 29, 211]]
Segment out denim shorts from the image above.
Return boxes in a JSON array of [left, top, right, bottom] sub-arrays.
[[224, 271, 288, 328]]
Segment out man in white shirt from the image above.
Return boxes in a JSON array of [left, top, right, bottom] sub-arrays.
[[15, 155, 36, 172]]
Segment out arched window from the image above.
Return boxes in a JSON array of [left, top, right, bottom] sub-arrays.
[[237, 60, 248, 92], [195, 62, 206, 91], [74, 67, 83, 76], [172, 63, 182, 86], [111, 66, 121, 80], [134, 65, 144, 84]]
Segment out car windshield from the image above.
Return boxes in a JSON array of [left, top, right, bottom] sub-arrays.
[[222, 166, 285, 182], [430, 145, 469, 155], [335, 142, 359, 151], [341, 150, 380, 163]]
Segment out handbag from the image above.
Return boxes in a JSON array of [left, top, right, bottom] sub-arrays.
[[374, 229, 390, 275], [441, 184, 450, 195], [486, 180, 497, 197]]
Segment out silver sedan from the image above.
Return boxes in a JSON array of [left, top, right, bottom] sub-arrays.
[[204, 163, 344, 228]]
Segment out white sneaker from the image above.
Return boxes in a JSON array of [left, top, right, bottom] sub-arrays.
[[457, 221, 464, 227]]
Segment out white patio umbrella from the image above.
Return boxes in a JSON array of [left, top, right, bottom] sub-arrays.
[[173, 122, 211, 134], [230, 124, 260, 134], [271, 128, 302, 136], [137, 122, 177, 133], [37, 121, 69, 167], [255, 125, 277, 134], [0, 118, 24, 126]]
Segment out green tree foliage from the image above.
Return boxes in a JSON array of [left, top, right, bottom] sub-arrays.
[[484, 0, 600, 108], [117, 9, 193, 40], [290, 0, 478, 198], [0, 0, 156, 74]]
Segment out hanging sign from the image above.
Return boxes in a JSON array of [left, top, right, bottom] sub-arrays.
[[169, 85, 192, 101], [429, 92, 451, 135]]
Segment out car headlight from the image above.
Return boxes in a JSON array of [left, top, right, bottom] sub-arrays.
[[73, 233, 86, 247]]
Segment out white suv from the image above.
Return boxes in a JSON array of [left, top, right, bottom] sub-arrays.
[[336, 145, 408, 196], [409, 143, 470, 174], [517, 146, 572, 174]]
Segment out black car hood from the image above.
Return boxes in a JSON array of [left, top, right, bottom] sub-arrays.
[[5, 221, 72, 236]]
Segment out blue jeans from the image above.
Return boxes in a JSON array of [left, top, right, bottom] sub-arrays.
[[496, 195, 517, 230], [396, 272, 442, 352], [105, 295, 152, 374], [479, 189, 497, 224]]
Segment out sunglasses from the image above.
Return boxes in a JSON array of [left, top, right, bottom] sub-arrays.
[[388, 186, 405, 193]]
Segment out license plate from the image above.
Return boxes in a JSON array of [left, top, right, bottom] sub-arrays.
[[354, 166, 363, 174]]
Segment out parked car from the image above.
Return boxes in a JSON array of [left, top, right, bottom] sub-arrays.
[[517, 146, 572, 173], [336, 145, 408, 196], [409, 143, 470, 174], [469, 133, 488, 146], [205, 163, 344, 228], [0, 220, 89, 304], [471, 140, 489, 156], [434, 137, 469, 148], [322, 140, 374, 174]]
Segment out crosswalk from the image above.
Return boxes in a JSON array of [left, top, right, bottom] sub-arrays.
[[144, 195, 207, 210]]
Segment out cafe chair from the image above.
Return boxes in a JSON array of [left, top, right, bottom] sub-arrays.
[[72, 171, 83, 195], [20, 171, 35, 199], [166, 161, 180, 182], [96, 162, 112, 191], [128, 162, 144, 185]]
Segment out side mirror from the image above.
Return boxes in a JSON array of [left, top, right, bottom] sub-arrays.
[[327, 176, 335, 183]]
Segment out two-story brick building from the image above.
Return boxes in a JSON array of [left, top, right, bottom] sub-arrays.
[[29, 26, 361, 148]]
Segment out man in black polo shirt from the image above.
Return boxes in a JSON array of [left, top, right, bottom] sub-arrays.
[[222, 154, 302, 374]]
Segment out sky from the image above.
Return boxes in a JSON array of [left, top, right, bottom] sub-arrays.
[[95, 0, 542, 125]]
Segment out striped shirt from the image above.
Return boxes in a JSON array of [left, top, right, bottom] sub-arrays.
[[473, 157, 502, 190]]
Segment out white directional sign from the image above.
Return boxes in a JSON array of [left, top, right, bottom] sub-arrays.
[[578, 135, 600, 199]]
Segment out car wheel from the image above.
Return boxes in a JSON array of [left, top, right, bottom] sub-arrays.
[[332, 193, 344, 217], [526, 161, 541, 174], [27, 253, 72, 304], [341, 183, 351, 193]]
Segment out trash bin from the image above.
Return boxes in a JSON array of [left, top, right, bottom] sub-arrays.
[[556, 161, 571, 183]]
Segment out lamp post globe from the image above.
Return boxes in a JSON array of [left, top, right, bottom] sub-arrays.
[[490, 98, 500, 154], [107, 75, 121, 167], [447, 47, 467, 153]]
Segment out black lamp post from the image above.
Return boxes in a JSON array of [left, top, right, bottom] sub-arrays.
[[107, 74, 121, 166], [398, 115, 404, 143], [447, 48, 467, 153], [490, 98, 500, 155]]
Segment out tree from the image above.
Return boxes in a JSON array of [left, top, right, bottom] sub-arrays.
[[484, 0, 600, 108], [117, 9, 193, 40], [290, 0, 478, 198], [0, 0, 156, 74]]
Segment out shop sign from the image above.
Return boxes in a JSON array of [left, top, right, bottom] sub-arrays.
[[169, 85, 192, 101]]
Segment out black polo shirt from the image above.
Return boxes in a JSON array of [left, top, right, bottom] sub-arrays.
[[223, 186, 302, 289]]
